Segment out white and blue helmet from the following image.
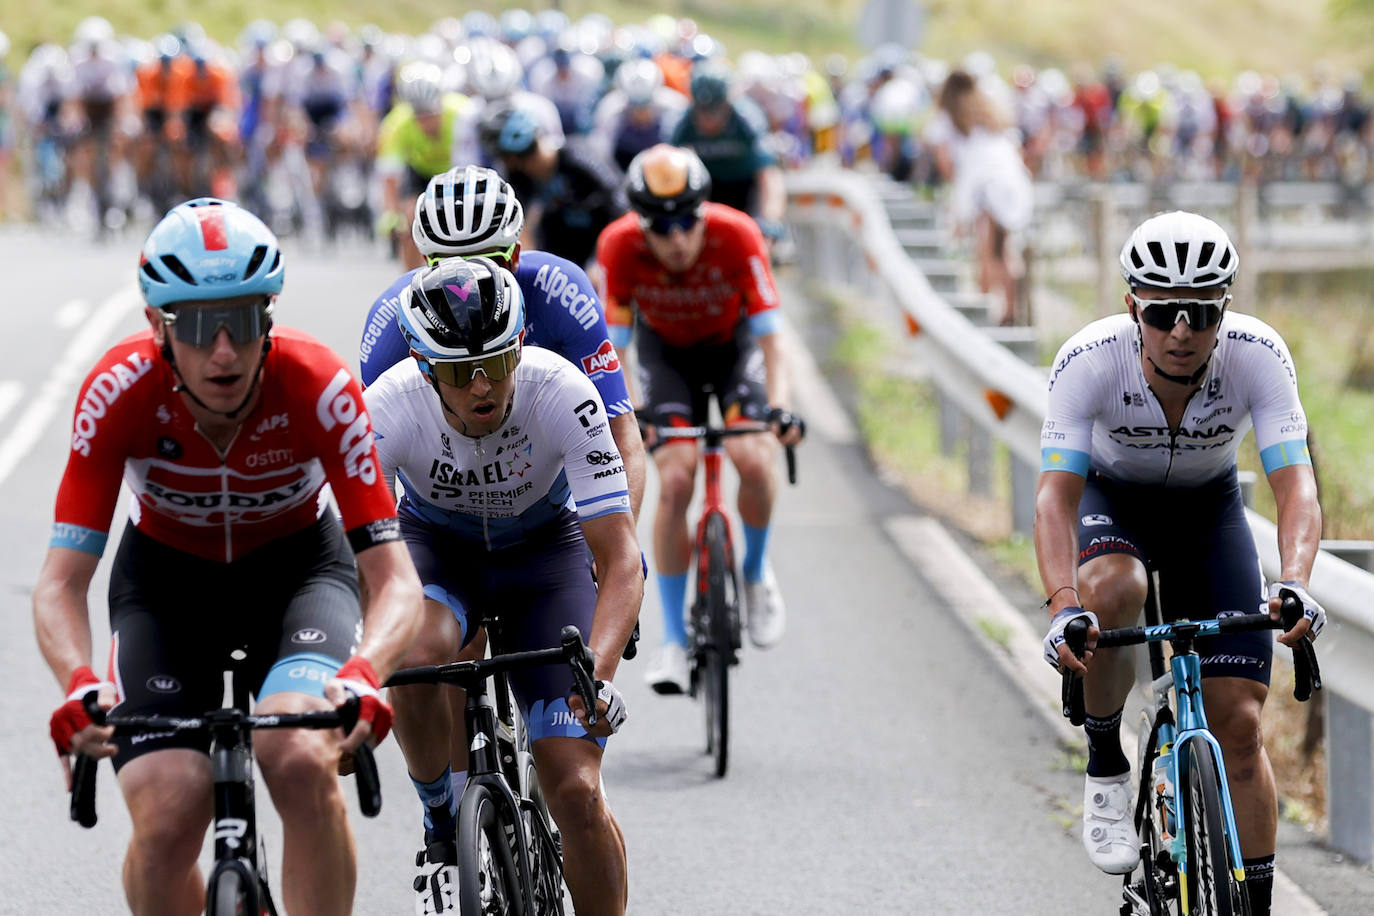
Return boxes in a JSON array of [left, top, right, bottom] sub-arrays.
[[138, 198, 284, 308]]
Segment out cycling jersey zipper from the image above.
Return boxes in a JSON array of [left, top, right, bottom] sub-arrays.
[[1145, 380, 1203, 487], [473, 434, 491, 551], [195, 424, 241, 561]]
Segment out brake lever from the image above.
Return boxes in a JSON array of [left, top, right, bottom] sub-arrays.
[[561, 625, 599, 728], [1060, 616, 1091, 726]]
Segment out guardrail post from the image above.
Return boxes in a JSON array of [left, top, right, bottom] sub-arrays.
[[1093, 187, 1117, 312], [1235, 181, 1259, 295], [1010, 456, 1037, 536], [968, 426, 992, 495], [1327, 692, 1374, 864], [1237, 469, 1257, 508], [937, 392, 961, 457]]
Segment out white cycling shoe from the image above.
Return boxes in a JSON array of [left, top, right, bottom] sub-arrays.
[[1082, 772, 1140, 874], [744, 564, 786, 648], [644, 643, 690, 695], [414, 834, 459, 915]]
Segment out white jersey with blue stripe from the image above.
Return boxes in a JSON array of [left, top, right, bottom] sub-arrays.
[[1041, 311, 1311, 487], [365, 346, 631, 549], [358, 250, 633, 418]]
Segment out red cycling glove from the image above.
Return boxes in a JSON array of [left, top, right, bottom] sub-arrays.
[[50, 666, 110, 757], [333, 656, 393, 745]]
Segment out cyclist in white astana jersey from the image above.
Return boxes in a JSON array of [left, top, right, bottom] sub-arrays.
[[1042, 309, 1308, 487], [1033, 212, 1323, 916], [366, 257, 638, 916]]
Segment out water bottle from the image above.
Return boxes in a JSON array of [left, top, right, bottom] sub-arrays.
[[1152, 743, 1177, 841]]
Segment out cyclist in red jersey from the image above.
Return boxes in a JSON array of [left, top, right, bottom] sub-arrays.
[[35, 198, 422, 916], [597, 144, 804, 694]]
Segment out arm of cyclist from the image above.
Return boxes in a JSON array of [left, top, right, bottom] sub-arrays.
[[757, 331, 805, 446], [569, 511, 643, 738], [325, 540, 423, 753], [34, 547, 116, 776], [609, 412, 647, 519], [1033, 468, 1098, 673], [1266, 463, 1325, 645]]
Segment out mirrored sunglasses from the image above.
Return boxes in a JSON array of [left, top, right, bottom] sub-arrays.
[[1131, 293, 1230, 331], [162, 298, 273, 348], [642, 212, 700, 236], [424, 346, 521, 387]]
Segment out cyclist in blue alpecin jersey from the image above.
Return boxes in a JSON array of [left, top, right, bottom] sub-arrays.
[[1034, 211, 1325, 916], [368, 258, 639, 916], [357, 164, 644, 516]]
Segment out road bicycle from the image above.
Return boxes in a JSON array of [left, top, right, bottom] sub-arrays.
[[385, 623, 601, 915], [1061, 594, 1320, 916], [653, 421, 797, 778], [68, 652, 382, 916]]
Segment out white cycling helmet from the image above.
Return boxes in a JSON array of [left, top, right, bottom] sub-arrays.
[[1119, 211, 1239, 289], [466, 37, 522, 100], [397, 61, 445, 114], [74, 16, 115, 47], [413, 166, 525, 259], [615, 58, 663, 106]]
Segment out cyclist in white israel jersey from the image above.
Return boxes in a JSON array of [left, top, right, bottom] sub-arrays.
[[364, 256, 637, 916], [1033, 212, 1323, 916]]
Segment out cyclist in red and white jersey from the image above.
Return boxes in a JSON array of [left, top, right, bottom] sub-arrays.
[[35, 198, 422, 916], [597, 144, 804, 694]]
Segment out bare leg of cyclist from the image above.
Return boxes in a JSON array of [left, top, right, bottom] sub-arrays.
[[1076, 554, 1147, 719], [534, 737, 627, 916], [724, 434, 777, 535], [651, 441, 699, 645], [118, 749, 212, 915], [256, 691, 357, 915]]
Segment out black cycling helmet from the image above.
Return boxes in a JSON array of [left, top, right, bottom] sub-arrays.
[[625, 144, 712, 221], [399, 256, 525, 361]]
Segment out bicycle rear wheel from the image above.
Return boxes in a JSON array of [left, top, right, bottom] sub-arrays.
[[1179, 739, 1248, 916], [696, 513, 732, 778], [457, 784, 524, 915]]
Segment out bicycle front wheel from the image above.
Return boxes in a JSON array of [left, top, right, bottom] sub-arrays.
[[521, 753, 566, 915], [458, 784, 524, 916], [206, 864, 253, 916], [1179, 739, 1249, 916], [697, 513, 732, 778]]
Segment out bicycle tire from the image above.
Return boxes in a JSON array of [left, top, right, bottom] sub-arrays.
[[457, 783, 524, 916], [207, 865, 251, 916], [701, 513, 732, 778], [1179, 738, 1248, 916]]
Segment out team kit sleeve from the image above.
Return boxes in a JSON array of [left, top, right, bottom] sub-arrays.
[[49, 350, 146, 557], [732, 215, 783, 338], [551, 372, 633, 523], [304, 354, 402, 551], [1040, 336, 1099, 478], [533, 257, 635, 418], [358, 271, 417, 387], [1239, 324, 1313, 474]]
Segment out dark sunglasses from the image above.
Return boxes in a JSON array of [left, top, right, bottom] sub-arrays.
[[1131, 293, 1231, 331], [162, 297, 273, 348], [421, 345, 521, 387], [642, 212, 700, 236]]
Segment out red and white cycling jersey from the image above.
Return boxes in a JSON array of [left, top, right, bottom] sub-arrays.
[[51, 327, 398, 563], [598, 202, 781, 349]]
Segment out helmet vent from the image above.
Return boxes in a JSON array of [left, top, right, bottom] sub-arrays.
[[1143, 271, 1170, 284], [1146, 241, 1166, 268], [243, 245, 268, 279], [141, 261, 164, 283], [1174, 242, 1190, 272], [269, 250, 281, 273], [1194, 272, 1219, 283], [1198, 241, 1216, 265], [1130, 249, 1145, 269], [1218, 248, 1232, 269], [160, 255, 197, 285]]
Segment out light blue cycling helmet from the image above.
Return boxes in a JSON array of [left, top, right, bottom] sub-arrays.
[[138, 198, 285, 308]]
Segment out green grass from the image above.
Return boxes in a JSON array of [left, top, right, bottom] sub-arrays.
[[7, 1, 1367, 85]]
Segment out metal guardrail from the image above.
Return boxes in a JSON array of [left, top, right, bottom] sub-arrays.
[[785, 165, 1374, 863]]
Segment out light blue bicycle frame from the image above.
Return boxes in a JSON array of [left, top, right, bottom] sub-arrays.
[[1141, 620, 1248, 909]]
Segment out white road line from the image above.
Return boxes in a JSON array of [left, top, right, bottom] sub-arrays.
[[0, 381, 24, 428], [54, 299, 90, 329], [0, 285, 142, 489], [779, 312, 857, 445], [884, 513, 1326, 916]]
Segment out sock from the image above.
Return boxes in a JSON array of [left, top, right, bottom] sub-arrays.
[[1243, 854, 1275, 916], [1084, 707, 1130, 777], [448, 769, 468, 805], [411, 767, 457, 839], [657, 572, 689, 647], [741, 522, 771, 583]]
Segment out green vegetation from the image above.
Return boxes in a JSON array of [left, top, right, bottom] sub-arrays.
[[9, 1, 1368, 84]]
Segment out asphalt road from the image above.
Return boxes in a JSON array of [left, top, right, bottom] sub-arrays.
[[1, 225, 1366, 914]]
